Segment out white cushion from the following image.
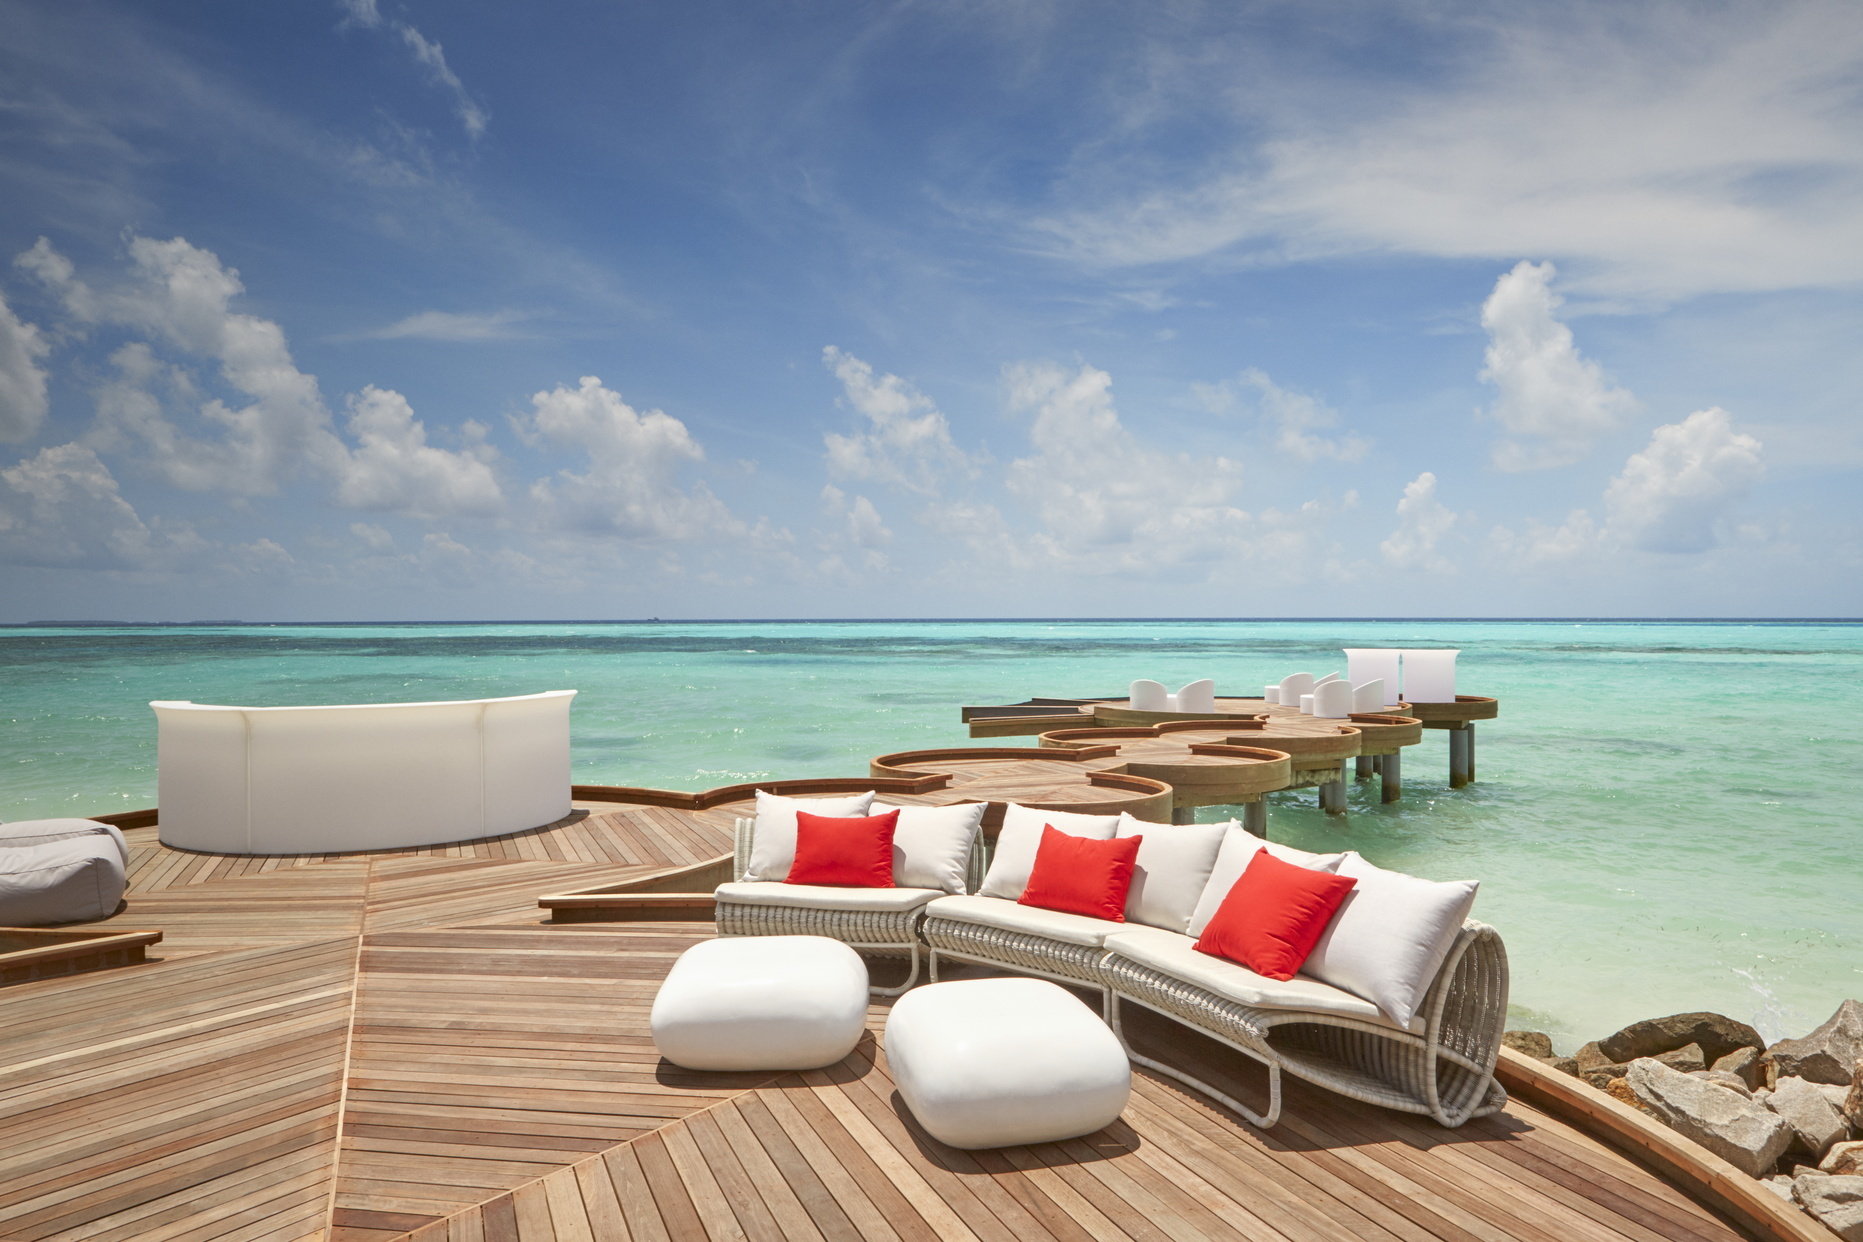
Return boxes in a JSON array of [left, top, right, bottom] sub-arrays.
[[1185, 827, 1347, 938], [0, 818, 129, 864], [1302, 853, 1478, 1030], [1114, 814, 1227, 934], [870, 801, 985, 895], [742, 790, 876, 882], [650, 936, 869, 1071], [0, 836, 127, 926], [885, 978, 1130, 1149], [977, 802, 1119, 900], [1104, 925, 1412, 1031], [924, 894, 1122, 947], [714, 881, 945, 912]]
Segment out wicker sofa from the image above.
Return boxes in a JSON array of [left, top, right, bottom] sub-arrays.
[[717, 795, 1508, 1128]]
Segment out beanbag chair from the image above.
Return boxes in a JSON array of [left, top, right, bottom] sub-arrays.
[[0, 834, 127, 925]]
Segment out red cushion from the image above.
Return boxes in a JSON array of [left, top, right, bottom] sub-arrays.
[[786, 809, 899, 888], [1017, 825, 1141, 921], [1193, 849, 1357, 981]]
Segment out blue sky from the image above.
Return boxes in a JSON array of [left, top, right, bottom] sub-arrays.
[[1, 0, 1859, 620]]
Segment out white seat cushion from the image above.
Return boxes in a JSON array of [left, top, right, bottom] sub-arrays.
[[714, 881, 945, 912], [885, 978, 1130, 1149], [0, 836, 127, 925], [650, 936, 869, 1071], [741, 790, 876, 882], [1114, 814, 1226, 934], [1302, 852, 1478, 1030], [1185, 827, 1347, 938], [1104, 925, 1414, 1032], [977, 803, 1119, 900], [924, 894, 1123, 947], [0, 818, 129, 864], [870, 801, 985, 894]]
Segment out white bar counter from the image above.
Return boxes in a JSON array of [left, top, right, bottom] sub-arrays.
[[151, 690, 576, 854]]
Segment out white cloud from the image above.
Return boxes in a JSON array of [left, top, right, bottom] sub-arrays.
[[821, 347, 971, 494], [524, 375, 739, 540], [360, 310, 529, 341], [350, 521, 393, 550], [1489, 510, 1603, 565], [1031, 3, 1863, 300], [333, 386, 503, 519], [0, 443, 169, 568], [0, 291, 51, 443], [337, 1, 488, 140], [1002, 360, 1250, 573], [1201, 368, 1368, 462], [1480, 261, 1639, 471], [1380, 471, 1458, 573], [817, 483, 892, 574], [1605, 408, 1763, 553]]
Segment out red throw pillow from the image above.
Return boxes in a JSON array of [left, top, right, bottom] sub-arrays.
[[1018, 825, 1142, 921], [787, 809, 899, 888], [1194, 849, 1356, 981]]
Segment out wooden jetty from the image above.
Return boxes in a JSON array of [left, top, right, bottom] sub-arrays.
[[0, 780, 1822, 1242]]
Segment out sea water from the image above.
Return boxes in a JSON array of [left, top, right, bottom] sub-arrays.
[[2, 618, 1858, 1050]]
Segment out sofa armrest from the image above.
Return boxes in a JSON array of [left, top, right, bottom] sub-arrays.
[[733, 816, 754, 882]]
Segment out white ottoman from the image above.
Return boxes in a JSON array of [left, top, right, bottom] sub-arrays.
[[884, 977, 1131, 1149], [650, 936, 869, 1071]]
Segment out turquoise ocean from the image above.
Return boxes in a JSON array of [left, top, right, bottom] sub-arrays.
[[2, 619, 1857, 1050]]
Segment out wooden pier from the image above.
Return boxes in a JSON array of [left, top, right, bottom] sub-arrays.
[[0, 774, 1821, 1242]]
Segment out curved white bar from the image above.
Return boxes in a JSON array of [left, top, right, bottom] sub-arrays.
[[151, 690, 576, 854]]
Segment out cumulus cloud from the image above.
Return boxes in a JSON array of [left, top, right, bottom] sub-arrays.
[[1380, 472, 1458, 572], [1031, 3, 1863, 300], [821, 347, 971, 494], [818, 484, 893, 574], [1002, 360, 1251, 573], [1199, 368, 1368, 462], [0, 291, 51, 443], [524, 375, 739, 540], [334, 386, 503, 519], [1605, 408, 1763, 553], [1480, 262, 1639, 471], [337, 0, 488, 140], [359, 309, 529, 341]]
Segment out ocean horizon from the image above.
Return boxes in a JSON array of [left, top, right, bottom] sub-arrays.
[[4, 617, 1858, 1053]]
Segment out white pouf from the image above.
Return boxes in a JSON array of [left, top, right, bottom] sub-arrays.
[[650, 936, 869, 1071], [884, 977, 1131, 1149]]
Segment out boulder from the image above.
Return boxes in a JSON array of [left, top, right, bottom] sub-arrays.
[[1761, 1175, 1796, 1202], [1585, 1067, 1632, 1090], [1686, 1069, 1754, 1099], [1792, 1174, 1863, 1241], [1626, 1058, 1794, 1177], [1549, 1056, 1580, 1077], [1605, 1077, 1649, 1112], [1824, 1142, 1863, 1177], [1713, 1045, 1765, 1090], [1504, 1030, 1555, 1060], [1598, 1012, 1765, 1067], [1769, 1075, 1851, 1159], [1765, 1000, 1863, 1086], [1653, 1043, 1707, 1074], [1847, 1073, 1863, 1129]]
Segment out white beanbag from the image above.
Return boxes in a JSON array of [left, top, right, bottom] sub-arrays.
[[0, 818, 129, 864], [0, 835, 127, 925], [1302, 852, 1479, 1029], [650, 936, 869, 1071], [1114, 814, 1226, 934], [741, 790, 876, 882], [977, 803, 1119, 900], [1185, 827, 1346, 938], [885, 978, 1130, 1149], [870, 801, 986, 894]]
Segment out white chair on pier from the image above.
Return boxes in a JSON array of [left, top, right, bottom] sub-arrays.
[[1352, 679, 1388, 712], [1129, 680, 1171, 711]]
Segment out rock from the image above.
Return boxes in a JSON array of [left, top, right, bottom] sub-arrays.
[[1687, 1069, 1754, 1098], [1847, 1073, 1863, 1128], [1817, 1082, 1854, 1114], [1598, 1012, 1765, 1066], [1504, 1030, 1555, 1059], [1549, 1056, 1580, 1077], [1626, 1058, 1793, 1177], [1761, 1174, 1796, 1202], [1792, 1174, 1863, 1241], [1606, 1077, 1648, 1112], [1769, 1075, 1851, 1159], [1765, 1000, 1863, 1086], [1713, 1045, 1766, 1090], [1585, 1067, 1632, 1090], [1576, 1041, 1618, 1072], [1823, 1142, 1863, 1177], [1653, 1043, 1707, 1074]]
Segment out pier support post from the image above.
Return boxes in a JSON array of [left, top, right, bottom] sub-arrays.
[[1172, 805, 1195, 825], [1243, 801, 1267, 837], [1467, 722, 1476, 782], [1355, 756, 1374, 780], [1449, 725, 1471, 788], [1319, 763, 1348, 815], [1381, 750, 1401, 803], [1372, 754, 1385, 775]]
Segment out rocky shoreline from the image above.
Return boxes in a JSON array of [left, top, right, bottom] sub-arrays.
[[1507, 1000, 1863, 1239]]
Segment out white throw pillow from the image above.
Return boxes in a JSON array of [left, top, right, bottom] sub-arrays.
[[871, 801, 987, 894], [1114, 814, 1228, 934], [1185, 826, 1347, 938], [1302, 852, 1479, 1030], [742, 790, 876, 882], [977, 803, 1119, 900]]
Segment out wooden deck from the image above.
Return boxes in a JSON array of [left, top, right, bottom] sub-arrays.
[[0, 801, 1762, 1242]]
